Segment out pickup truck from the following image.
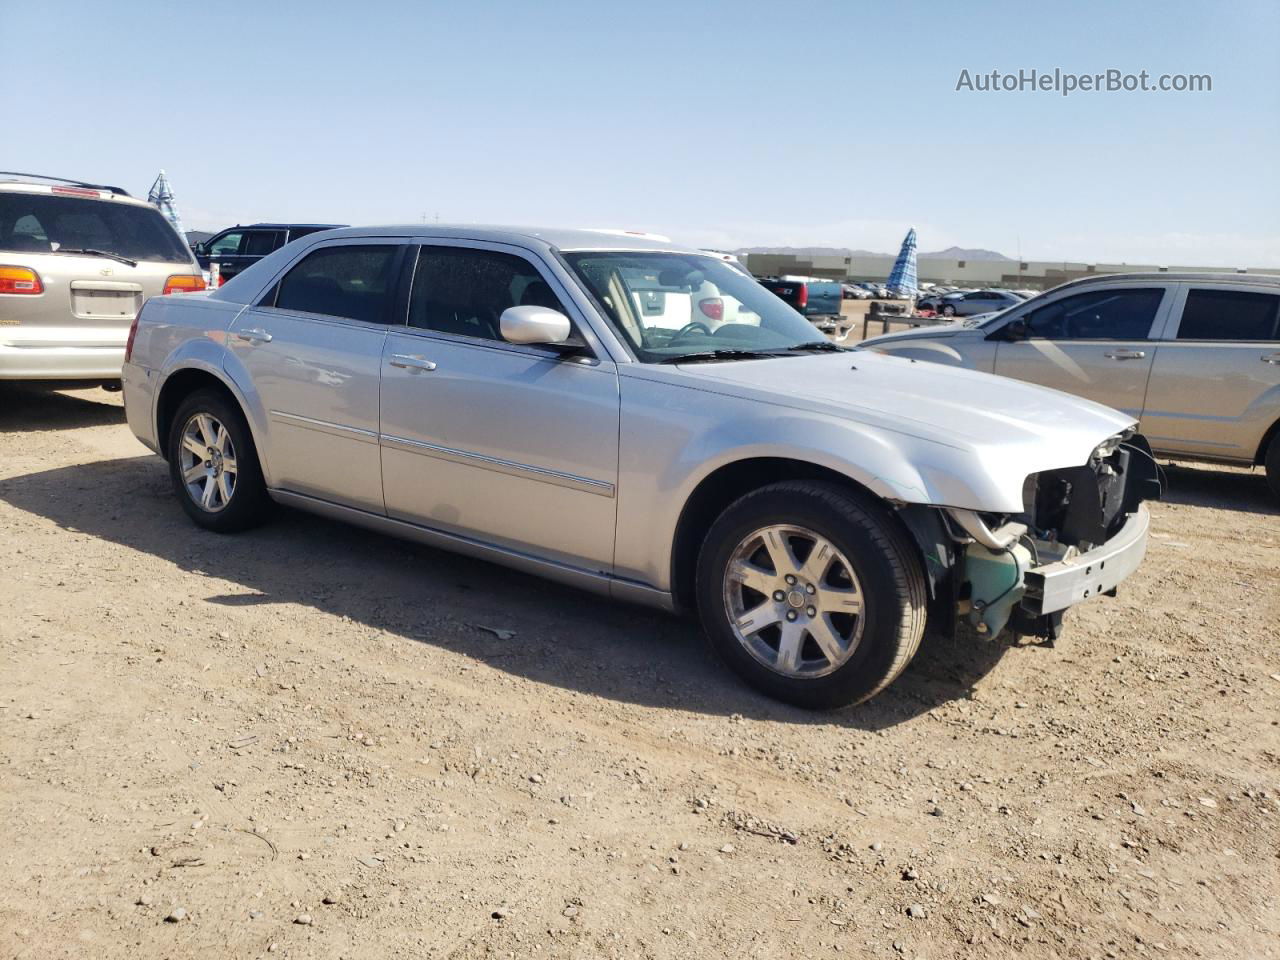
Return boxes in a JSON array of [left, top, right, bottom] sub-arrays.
[[757, 277, 843, 323]]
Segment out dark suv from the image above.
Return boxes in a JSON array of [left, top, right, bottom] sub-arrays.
[[194, 223, 344, 284]]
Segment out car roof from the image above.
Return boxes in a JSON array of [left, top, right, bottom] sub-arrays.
[[1054, 271, 1280, 290], [299, 224, 698, 254], [0, 175, 151, 208], [235, 222, 347, 230]]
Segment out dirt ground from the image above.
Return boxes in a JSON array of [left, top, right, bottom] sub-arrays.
[[1, 383, 1277, 960]]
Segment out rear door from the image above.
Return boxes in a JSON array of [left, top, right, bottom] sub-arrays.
[[1140, 283, 1280, 460], [992, 285, 1171, 421], [227, 238, 409, 512], [242, 229, 286, 261]]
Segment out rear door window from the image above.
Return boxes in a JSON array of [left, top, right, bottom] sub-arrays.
[[242, 230, 285, 257], [1023, 288, 1164, 339], [0, 192, 191, 262], [1176, 289, 1279, 341], [274, 244, 402, 325]]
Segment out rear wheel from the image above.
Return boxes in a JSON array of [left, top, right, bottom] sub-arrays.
[[695, 481, 927, 710], [941, 304, 956, 316], [166, 389, 269, 532], [1265, 432, 1280, 500]]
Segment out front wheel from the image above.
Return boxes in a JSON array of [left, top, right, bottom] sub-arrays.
[[166, 388, 270, 532], [1265, 432, 1280, 500], [695, 481, 927, 709], [941, 304, 956, 316]]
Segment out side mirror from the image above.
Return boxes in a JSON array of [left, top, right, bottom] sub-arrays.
[[994, 318, 1029, 342], [499, 305, 572, 346], [192, 241, 206, 255]]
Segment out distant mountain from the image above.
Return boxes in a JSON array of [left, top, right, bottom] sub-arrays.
[[733, 246, 885, 257], [736, 244, 1013, 261], [919, 246, 1012, 261]]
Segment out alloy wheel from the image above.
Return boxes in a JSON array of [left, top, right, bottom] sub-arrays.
[[178, 412, 238, 513], [721, 524, 865, 678]]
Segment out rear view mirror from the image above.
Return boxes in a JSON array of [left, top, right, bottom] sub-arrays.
[[499, 305, 572, 346]]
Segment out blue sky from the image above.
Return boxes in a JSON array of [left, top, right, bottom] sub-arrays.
[[7, 0, 1278, 265]]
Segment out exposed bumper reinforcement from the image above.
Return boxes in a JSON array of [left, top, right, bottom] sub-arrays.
[[1021, 505, 1151, 615]]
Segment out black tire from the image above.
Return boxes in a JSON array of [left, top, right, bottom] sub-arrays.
[[166, 388, 270, 533], [941, 304, 956, 317], [1265, 432, 1280, 500], [695, 481, 927, 710]]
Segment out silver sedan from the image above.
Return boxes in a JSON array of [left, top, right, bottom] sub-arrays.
[[123, 226, 1156, 709]]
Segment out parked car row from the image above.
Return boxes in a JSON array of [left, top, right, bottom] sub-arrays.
[[921, 288, 1026, 317], [5, 170, 1275, 709]]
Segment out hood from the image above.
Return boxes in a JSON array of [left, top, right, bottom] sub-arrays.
[[667, 349, 1135, 459], [858, 320, 976, 346]]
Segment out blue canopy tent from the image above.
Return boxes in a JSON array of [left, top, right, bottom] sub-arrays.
[[147, 170, 186, 240], [885, 227, 918, 298]]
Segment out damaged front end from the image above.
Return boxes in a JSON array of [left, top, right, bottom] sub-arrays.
[[946, 431, 1162, 640]]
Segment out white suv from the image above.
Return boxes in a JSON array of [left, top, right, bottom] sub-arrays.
[[0, 173, 204, 383]]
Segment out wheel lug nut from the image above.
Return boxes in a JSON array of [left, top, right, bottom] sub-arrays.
[[785, 575, 796, 585], [806, 606, 817, 617], [785, 611, 797, 621], [773, 591, 785, 602], [805, 583, 816, 594]]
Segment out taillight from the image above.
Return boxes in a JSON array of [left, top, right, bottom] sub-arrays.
[[0, 266, 44, 294], [124, 313, 141, 363], [698, 298, 724, 321], [797, 285, 808, 308], [163, 274, 207, 295]]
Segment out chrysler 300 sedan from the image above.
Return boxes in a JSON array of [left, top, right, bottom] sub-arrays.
[[122, 226, 1159, 709]]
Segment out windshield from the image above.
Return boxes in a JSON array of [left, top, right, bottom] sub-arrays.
[[563, 251, 830, 362], [0, 193, 192, 263]]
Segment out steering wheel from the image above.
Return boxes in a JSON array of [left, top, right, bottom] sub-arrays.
[[671, 321, 711, 340]]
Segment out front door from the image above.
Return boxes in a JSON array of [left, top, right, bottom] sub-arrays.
[[379, 242, 620, 573], [992, 285, 1170, 422], [227, 239, 407, 512]]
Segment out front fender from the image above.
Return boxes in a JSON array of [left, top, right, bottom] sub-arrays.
[[612, 376, 1018, 591]]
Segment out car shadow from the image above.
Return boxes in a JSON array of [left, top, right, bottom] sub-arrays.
[[0, 383, 125, 433], [0, 453, 1011, 730], [1160, 460, 1278, 515]]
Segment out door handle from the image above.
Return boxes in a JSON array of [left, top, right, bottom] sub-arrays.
[[235, 328, 273, 344], [1103, 349, 1146, 360], [389, 353, 437, 372], [1262, 353, 1280, 365]]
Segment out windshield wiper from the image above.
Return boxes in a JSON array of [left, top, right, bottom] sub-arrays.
[[784, 340, 846, 353], [53, 247, 138, 268], [657, 349, 782, 364]]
